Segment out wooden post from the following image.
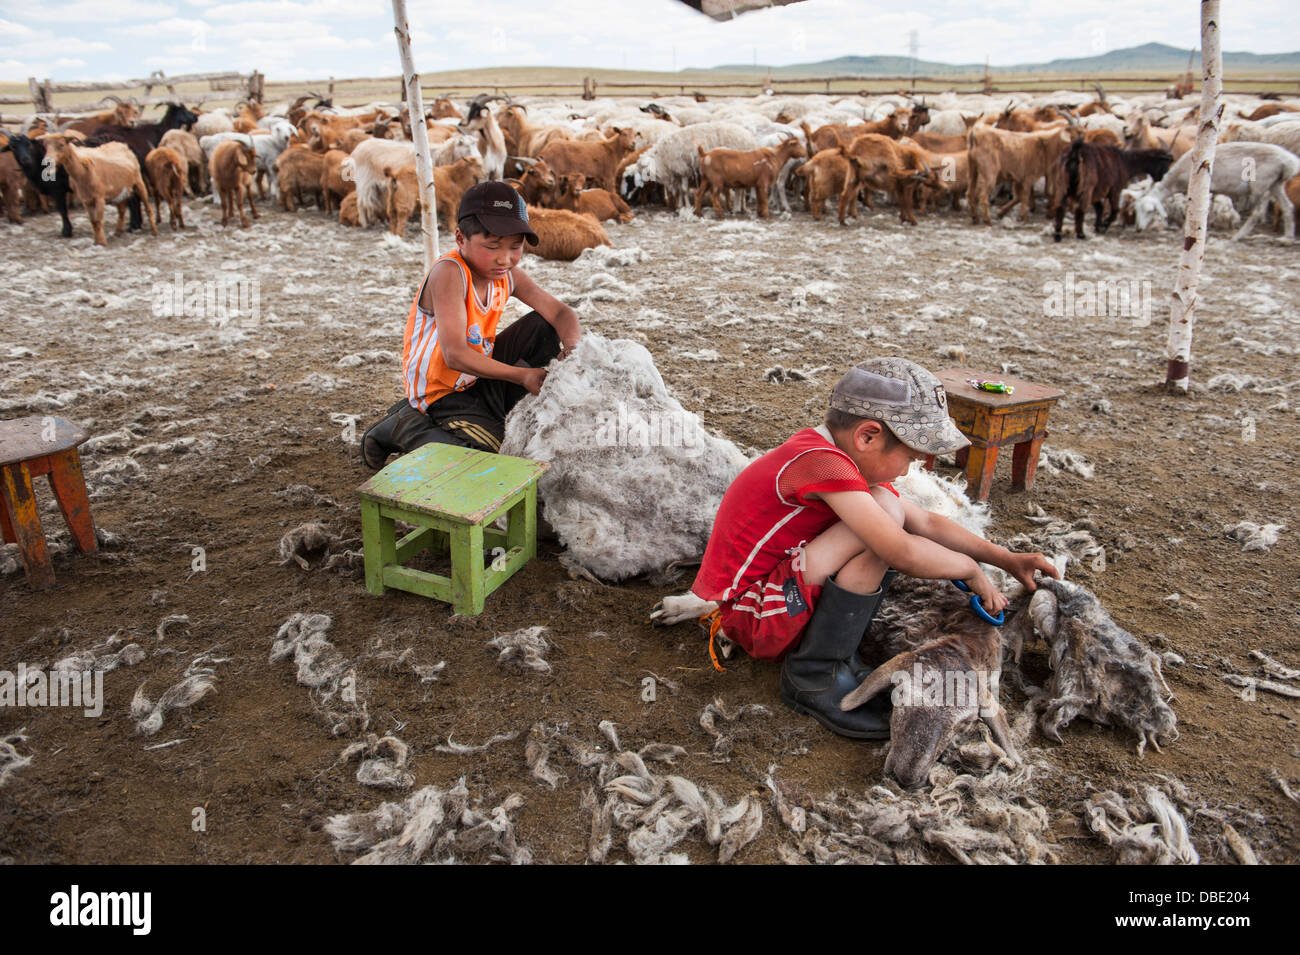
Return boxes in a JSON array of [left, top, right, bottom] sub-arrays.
[[1165, 1, 1222, 392], [391, 0, 439, 268], [41, 79, 53, 112], [28, 77, 46, 112]]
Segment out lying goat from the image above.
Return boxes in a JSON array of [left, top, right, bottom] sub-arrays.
[[840, 577, 1018, 789]]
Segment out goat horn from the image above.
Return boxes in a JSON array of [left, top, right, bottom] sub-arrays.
[[841, 651, 917, 711], [511, 156, 538, 166]]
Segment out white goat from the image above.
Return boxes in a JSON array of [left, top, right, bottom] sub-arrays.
[[1133, 141, 1298, 240]]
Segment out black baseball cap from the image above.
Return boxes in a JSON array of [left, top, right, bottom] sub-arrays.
[[457, 181, 539, 246]]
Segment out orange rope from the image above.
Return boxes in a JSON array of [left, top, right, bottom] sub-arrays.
[[703, 609, 726, 672]]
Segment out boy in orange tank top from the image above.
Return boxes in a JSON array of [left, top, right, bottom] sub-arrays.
[[361, 181, 582, 466]]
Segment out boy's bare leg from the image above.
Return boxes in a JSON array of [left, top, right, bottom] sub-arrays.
[[799, 486, 905, 592]]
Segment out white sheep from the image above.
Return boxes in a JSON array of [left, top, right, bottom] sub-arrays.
[[622, 121, 758, 209], [1132, 141, 1298, 239]]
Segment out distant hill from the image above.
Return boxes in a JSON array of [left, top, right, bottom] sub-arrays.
[[703, 43, 1300, 75]]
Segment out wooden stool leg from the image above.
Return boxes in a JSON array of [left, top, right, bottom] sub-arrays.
[[47, 448, 97, 554], [360, 499, 394, 595], [451, 522, 486, 615], [954, 447, 970, 469], [1011, 436, 1045, 491], [507, 482, 538, 562], [964, 445, 999, 503], [2, 463, 55, 590], [0, 492, 14, 544]]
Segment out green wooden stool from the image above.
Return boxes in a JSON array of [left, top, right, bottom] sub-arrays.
[[356, 443, 549, 615]]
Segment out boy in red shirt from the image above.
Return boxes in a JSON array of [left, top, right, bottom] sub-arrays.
[[690, 358, 1058, 738], [361, 181, 582, 466]]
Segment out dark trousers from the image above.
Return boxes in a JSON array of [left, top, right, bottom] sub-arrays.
[[388, 311, 560, 454]]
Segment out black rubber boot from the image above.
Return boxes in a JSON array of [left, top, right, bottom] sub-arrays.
[[779, 574, 893, 740], [360, 399, 408, 470]]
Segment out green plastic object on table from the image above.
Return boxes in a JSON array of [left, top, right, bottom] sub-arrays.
[[356, 443, 548, 615]]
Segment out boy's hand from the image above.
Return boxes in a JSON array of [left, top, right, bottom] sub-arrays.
[[963, 567, 1008, 617], [1002, 550, 1061, 592], [519, 366, 548, 396]]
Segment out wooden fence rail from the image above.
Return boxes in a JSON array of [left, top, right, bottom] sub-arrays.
[[20, 69, 263, 116]]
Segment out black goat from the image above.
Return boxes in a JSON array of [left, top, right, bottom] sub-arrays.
[[1051, 140, 1173, 241], [1, 133, 75, 237]]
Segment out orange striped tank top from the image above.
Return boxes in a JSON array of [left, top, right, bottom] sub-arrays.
[[402, 249, 513, 411]]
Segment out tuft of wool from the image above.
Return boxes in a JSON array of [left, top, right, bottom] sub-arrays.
[[324, 778, 532, 864], [131, 672, 217, 736], [1038, 445, 1095, 480], [500, 333, 749, 581], [269, 613, 346, 689], [1224, 521, 1284, 552], [488, 626, 552, 674], [277, 523, 338, 569], [340, 734, 414, 790], [0, 730, 32, 788], [769, 755, 1058, 865], [1083, 783, 1199, 864], [435, 730, 520, 755]]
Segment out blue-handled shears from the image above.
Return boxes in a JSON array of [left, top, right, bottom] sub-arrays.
[[952, 580, 1005, 626]]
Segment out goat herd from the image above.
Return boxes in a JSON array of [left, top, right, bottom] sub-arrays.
[[1, 86, 1298, 255]]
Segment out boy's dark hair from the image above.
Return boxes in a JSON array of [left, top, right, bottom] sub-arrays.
[[457, 214, 494, 239], [824, 408, 900, 447]]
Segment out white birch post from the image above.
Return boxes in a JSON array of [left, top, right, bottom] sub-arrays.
[[391, 0, 439, 268], [1165, 0, 1222, 391]]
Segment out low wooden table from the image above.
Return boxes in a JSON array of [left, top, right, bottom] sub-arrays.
[[1, 416, 98, 590], [923, 369, 1065, 502], [357, 443, 548, 615]]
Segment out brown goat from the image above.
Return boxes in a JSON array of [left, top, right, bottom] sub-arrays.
[[794, 147, 855, 222], [966, 124, 1072, 224], [696, 137, 806, 219], [838, 134, 939, 225], [537, 126, 637, 193], [385, 155, 484, 236], [319, 148, 354, 214], [553, 173, 634, 223], [209, 138, 258, 228], [525, 206, 611, 261], [510, 158, 558, 206], [339, 191, 360, 226], [44, 133, 156, 246], [144, 146, 186, 230], [158, 128, 205, 196], [498, 105, 572, 158], [273, 145, 325, 211], [0, 146, 26, 224], [802, 109, 912, 154]]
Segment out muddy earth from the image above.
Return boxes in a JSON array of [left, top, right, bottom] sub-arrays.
[[1, 188, 1297, 864]]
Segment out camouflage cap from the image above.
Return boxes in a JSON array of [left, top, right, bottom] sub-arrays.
[[828, 357, 969, 455]]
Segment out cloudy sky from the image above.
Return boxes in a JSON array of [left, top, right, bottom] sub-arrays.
[[1, 0, 1296, 83]]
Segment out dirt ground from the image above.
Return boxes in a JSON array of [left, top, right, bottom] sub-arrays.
[[0, 185, 1297, 865]]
